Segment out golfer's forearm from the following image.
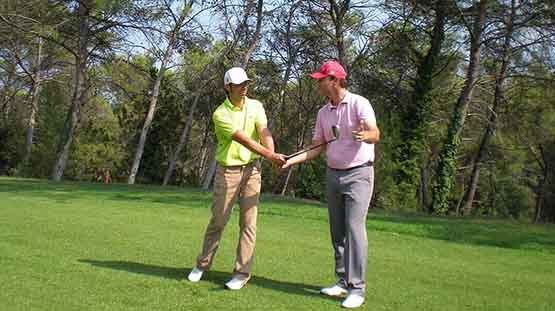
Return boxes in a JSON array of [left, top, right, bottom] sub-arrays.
[[289, 146, 322, 165], [232, 130, 274, 159], [259, 128, 275, 152], [306, 147, 323, 160]]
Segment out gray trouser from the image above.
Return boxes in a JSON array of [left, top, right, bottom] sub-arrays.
[[326, 165, 374, 295]]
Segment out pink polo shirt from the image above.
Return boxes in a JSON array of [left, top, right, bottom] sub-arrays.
[[313, 91, 377, 170]]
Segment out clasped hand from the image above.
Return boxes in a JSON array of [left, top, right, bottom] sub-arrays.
[[269, 153, 286, 166], [351, 120, 370, 142]]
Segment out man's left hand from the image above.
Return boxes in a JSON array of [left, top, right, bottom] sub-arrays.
[[352, 120, 370, 142]]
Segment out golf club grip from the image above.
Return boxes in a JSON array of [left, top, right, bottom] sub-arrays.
[[285, 139, 334, 160]]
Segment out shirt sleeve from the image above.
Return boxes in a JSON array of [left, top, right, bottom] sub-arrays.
[[357, 98, 377, 127], [255, 101, 268, 127], [213, 110, 236, 139], [312, 110, 324, 143]]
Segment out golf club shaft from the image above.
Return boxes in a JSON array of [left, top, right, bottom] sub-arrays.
[[285, 139, 335, 160]]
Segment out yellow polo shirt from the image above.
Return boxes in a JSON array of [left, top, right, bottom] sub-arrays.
[[213, 97, 268, 166]]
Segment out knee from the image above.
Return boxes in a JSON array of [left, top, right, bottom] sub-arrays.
[[347, 223, 366, 238], [208, 217, 228, 232], [239, 224, 256, 237]]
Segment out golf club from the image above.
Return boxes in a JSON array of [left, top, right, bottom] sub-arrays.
[[285, 125, 340, 160]]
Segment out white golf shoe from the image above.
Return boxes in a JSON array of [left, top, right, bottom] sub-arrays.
[[187, 267, 204, 282], [224, 275, 250, 290], [320, 284, 348, 297], [341, 293, 365, 308]]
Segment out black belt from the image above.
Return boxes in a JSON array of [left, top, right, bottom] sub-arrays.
[[328, 161, 373, 171]]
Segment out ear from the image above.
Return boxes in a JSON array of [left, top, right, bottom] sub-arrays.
[[224, 84, 231, 92]]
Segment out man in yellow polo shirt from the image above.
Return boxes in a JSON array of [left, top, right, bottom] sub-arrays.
[[188, 67, 285, 290]]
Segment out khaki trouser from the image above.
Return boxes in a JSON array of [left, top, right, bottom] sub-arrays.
[[196, 161, 261, 277]]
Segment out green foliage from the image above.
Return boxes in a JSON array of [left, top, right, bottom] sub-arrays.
[[493, 181, 534, 219], [67, 99, 126, 181], [293, 157, 327, 201], [0, 125, 21, 175], [432, 136, 460, 214], [21, 81, 69, 178]]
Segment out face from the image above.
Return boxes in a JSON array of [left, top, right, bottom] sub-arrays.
[[226, 81, 249, 98], [316, 76, 335, 97]]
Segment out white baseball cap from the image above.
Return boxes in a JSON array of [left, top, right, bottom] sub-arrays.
[[224, 67, 251, 86]]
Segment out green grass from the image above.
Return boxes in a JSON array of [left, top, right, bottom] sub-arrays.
[[1, 177, 554, 311]]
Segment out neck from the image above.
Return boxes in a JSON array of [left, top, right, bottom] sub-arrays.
[[229, 95, 245, 109], [329, 88, 347, 106]]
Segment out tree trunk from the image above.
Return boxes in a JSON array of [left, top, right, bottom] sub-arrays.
[[128, 6, 191, 184], [127, 44, 173, 184], [23, 37, 43, 165], [534, 171, 546, 223], [321, 0, 352, 66], [533, 145, 553, 223], [461, 0, 515, 215], [418, 157, 430, 211], [163, 94, 200, 185], [330, 0, 347, 65], [268, 55, 293, 131], [398, 1, 447, 209], [278, 112, 308, 195], [280, 167, 294, 196], [202, 159, 217, 190], [196, 122, 212, 182], [52, 1, 91, 181], [241, 0, 264, 67], [431, 0, 488, 213], [1, 61, 17, 123], [267, 2, 301, 132]]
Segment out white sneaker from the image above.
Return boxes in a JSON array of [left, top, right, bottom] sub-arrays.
[[224, 275, 250, 290], [341, 293, 365, 308], [320, 284, 348, 297], [187, 267, 204, 282]]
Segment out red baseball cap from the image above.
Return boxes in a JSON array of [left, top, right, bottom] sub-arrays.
[[310, 60, 347, 80]]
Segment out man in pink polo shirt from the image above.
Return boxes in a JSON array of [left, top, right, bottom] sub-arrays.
[[282, 60, 380, 309]]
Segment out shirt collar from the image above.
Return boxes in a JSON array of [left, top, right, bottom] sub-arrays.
[[326, 91, 350, 110], [224, 97, 249, 111]]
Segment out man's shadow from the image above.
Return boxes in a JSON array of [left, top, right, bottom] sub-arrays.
[[78, 259, 325, 298]]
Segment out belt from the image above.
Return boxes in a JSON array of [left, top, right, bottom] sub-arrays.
[[328, 161, 373, 171]]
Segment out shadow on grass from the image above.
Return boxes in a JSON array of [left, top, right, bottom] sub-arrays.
[[78, 259, 323, 298]]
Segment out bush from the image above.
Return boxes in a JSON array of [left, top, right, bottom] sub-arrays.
[[493, 181, 534, 219]]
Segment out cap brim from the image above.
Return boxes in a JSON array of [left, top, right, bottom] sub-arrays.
[[227, 78, 251, 85], [309, 72, 327, 79]]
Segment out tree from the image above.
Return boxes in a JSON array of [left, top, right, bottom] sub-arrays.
[[432, 0, 489, 213], [162, 43, 221, 186], [394, 0, 450, 210], [128, 0, 199, 184]]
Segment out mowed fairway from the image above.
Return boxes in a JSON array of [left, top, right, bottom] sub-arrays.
[[1, 177, 554, 311]]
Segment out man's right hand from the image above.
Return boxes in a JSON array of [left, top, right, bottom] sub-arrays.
[[268, 153, 286, 166]]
